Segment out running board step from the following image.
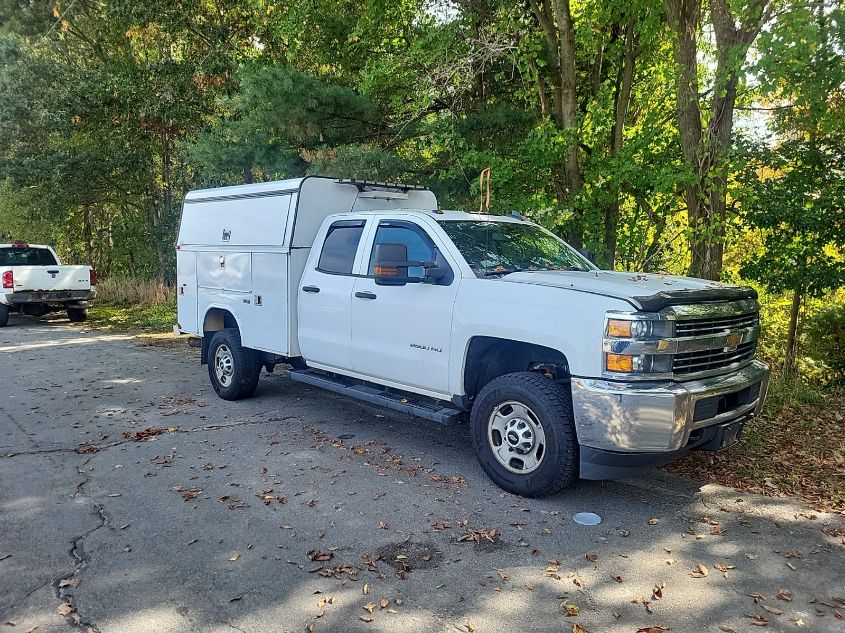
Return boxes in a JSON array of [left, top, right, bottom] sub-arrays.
[[288, 369, 463, 425]]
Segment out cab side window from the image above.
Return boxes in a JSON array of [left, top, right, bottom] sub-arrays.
[[368, 223, 434, 279], [317, 220, 365, 274]]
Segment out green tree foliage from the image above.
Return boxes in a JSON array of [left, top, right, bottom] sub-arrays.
[[737, 1, 845, 372]]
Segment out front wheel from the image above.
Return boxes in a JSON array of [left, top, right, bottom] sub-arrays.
[[67, 308, 88, 323], [0, 304, 8, 327], [470, 372, 578, 497], [207, 328, 261, 400]]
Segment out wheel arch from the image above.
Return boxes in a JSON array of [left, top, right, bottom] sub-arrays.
[[201, 306, 240, 364], [462, 336, 571, 402]]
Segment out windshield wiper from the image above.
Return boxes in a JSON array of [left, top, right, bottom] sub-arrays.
[[479, 267, 522, 277]]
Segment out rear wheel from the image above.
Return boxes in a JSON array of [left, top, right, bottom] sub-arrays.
[[207, 328, 261, 400], [470, 372, 578, 497], [0, 305, 8, 327], [67, 308, 88, 323]]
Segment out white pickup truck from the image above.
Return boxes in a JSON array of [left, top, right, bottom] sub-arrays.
[[176, 177, 770, 496], [0, 243, 97, 327]]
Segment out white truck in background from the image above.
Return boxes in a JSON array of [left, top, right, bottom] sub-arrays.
[[0, 243, 97, 327], [176, 176, 770, 497]]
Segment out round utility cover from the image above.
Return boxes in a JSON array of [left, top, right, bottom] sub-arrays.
[[572, 512, 602, 526]]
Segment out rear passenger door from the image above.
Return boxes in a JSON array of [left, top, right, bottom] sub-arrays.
[[297, 219, 368, 371]]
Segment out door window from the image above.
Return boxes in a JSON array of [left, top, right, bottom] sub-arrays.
[[367, 223, 435, 279], [317, 221, 365, 274]]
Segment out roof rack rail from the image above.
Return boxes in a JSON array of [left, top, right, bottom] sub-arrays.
[[337, 178, 428, 192]]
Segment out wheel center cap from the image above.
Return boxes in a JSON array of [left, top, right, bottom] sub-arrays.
[[504, 418, 533, 451]]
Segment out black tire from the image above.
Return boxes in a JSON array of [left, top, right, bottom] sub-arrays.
[[67, 308, 88, 323], [470, 372, 578, 497], [207, 328, 261, 400], [0, 304, 8, 327]]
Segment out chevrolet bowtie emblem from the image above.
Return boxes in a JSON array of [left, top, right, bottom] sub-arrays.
[[724, 331, 742, 351]]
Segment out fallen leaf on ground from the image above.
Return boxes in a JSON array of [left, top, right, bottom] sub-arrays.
[[761, 605, 782, 615], [359, 615, 374, 623], [777, 588, 793, 601], [122, 426, 169, 441], [458, 527, 500, 544], [228, 552, 240, 561], [647, 518, 659, 525], [171, 485, 201, 501], [637, 627, 668, 633], [56, 603, 75, 616], [562, 602, 580, 616], [229, 595, 242, 602], [691, 564, 709, 578], [306, 550, 333, 562], [58, 578, 80, 588], [584, 552, 598, 561]]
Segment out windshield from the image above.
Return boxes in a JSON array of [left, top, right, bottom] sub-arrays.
[[437, 220, 595, 276], [0, 247, 58, 267]]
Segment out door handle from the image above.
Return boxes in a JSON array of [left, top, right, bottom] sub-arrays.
[[354, 291, 377, 300], [302, 285, 320, 293]]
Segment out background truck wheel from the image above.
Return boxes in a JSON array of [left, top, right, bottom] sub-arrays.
[[0, 305, 8, 327], [67, 308, 88, 322], [207, 328, 261, 400], [470, 372, 578, 497]]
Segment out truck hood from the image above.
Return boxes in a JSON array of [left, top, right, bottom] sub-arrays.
[[500, 270, 757, 311]]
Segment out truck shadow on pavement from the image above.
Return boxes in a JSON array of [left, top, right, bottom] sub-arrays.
[[1, 322, 843, 633]]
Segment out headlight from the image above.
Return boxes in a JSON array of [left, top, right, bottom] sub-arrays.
[[604, 312, 674, 376], [606, 317, 672, 339]]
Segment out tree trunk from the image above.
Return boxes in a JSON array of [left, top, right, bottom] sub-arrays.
[[602, 19, 637, 269], [81, 204, 95, 269], [528, 0, 585, 246], [783, 288, 802, 376], [665, 0, 769, 280]]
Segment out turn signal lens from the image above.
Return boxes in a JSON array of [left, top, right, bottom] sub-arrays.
[[374, 265, 398, 277], [607, 319, 632, 337], [606, 353, 633, 372]]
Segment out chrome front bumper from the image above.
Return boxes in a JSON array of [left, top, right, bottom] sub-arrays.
[[570, 360, 770, 454]]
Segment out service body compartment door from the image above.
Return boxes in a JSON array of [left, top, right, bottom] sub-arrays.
[[176, 250, 198, 334], [244, 252, 289, 354]]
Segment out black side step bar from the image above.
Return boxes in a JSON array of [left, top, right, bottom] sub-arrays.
[[288, 369, 463, 426]]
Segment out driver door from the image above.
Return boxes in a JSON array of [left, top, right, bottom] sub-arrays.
[[350, 219, 458, 395]]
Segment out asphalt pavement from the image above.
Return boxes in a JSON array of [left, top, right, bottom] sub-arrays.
[[1, 314, 843, 633]]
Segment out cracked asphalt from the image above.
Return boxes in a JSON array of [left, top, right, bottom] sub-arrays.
[[1, 315, 843, 633]]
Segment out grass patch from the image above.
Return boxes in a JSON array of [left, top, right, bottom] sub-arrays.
[[667, 378, 845, 514], [88, 299, 177, 332]]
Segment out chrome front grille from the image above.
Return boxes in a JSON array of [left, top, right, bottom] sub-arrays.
[[673, 341, 757, 374], [674, 312, 760, 337]]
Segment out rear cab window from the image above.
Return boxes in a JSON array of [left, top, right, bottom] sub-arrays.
[[0, 247, 58, 267], [316, 220, 366, 275]]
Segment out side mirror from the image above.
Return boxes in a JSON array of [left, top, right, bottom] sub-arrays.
[[578, 248, 596, 265], [374, 243, 443, 286]]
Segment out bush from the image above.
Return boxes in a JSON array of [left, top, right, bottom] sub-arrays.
[[804, 303, 845, 376]]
